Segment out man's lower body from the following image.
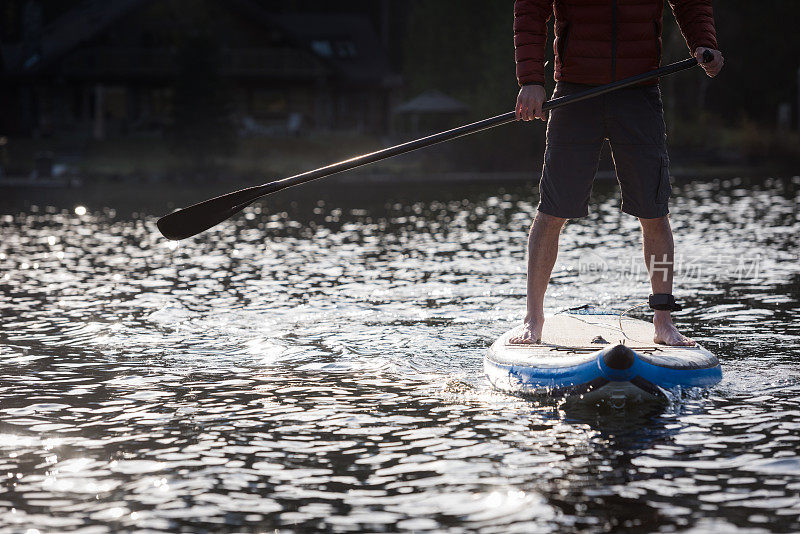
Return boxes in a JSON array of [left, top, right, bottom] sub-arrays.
[[511, 81, 694, 346]]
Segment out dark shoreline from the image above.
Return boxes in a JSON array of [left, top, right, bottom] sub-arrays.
[[2, 171, 798, 220]]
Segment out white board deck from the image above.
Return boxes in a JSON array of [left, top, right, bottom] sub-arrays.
[[522, 313, 657, 348], [490, 313, 717, 371]]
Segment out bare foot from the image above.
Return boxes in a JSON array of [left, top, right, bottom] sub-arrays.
[[509, 315, 545, 344], [653, 312, 695, 346]]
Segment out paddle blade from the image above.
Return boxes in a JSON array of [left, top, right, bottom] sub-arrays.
[[156, 185, 265, 240]]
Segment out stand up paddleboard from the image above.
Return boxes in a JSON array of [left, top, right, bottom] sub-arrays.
[[485, 309, 721, 404]]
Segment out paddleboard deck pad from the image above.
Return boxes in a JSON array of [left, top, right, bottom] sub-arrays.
[[485, 311, 721, 404]]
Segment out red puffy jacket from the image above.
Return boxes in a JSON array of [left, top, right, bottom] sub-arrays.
[[514, 0, 718, 86]]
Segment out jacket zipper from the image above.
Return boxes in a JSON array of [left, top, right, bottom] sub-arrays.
[[654, 21, 661, 59], [611, 0, 618, 81]]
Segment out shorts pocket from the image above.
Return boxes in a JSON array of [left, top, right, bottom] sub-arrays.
[[643, 86, 664, 117], [655, 156, 671, 204]]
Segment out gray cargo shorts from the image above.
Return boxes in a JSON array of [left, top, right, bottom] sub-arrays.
[[538, 81, 671, 219]]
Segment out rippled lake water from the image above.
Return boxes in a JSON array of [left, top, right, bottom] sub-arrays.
[[1, 176, 799, 532]]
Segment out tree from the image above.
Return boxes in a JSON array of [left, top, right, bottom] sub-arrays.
[[170, 32, 234, 170]]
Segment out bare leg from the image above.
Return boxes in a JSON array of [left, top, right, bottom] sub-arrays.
[[509, 211, 567, 344], [639, 216, 695, 346]]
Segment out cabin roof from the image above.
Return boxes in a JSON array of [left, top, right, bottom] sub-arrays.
[[394, 90, 469, 115]]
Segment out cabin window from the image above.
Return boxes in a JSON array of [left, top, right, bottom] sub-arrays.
[[335, 40, 357, 58], [311, 40, 333, 57]]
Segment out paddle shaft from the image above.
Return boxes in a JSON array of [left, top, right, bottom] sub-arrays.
[[157, 53, 712, 240], [248, 56, 706, 197]]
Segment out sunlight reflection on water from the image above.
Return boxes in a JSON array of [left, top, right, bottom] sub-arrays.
[[0, 176, 799, 532]]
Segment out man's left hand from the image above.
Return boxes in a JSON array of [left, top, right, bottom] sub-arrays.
[[695, 47, 724, 77]]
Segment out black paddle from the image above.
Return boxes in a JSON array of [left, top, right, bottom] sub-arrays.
[[157, 51, 714, 240]]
